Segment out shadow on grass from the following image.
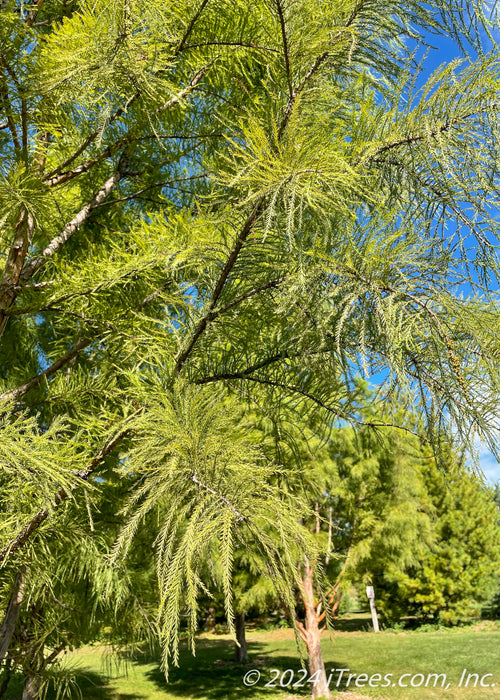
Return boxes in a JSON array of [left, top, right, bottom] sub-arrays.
[[2, 671, 139, 700], [131, 639, 351, 700], [332, 617, 374, 633], [43, 668, 143, 700]]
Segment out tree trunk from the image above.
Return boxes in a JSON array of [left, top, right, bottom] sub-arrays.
[[301, 558, 332, 699], [0, 565, 27, 663], [19, 641, 64, 700], [0, 212, 35, 340], [234, 611, 249, 662], [22, 674, 42, 700]]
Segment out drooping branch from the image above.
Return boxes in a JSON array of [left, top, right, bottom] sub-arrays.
[[377, 160, 494, 248], [341, 264, 473, 405], [0, 428, 131, 565], [220, 374, 428, 440]]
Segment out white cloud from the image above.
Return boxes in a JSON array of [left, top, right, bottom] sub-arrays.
[[478, 444, 499, 485]]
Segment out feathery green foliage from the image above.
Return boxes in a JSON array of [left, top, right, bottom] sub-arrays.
[[110, 378, 312, 672], [373, 450, 500, 625], [0, 0, 499, 694]]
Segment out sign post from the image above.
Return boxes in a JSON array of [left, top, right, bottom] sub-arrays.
[[366, 586, 380, 632]]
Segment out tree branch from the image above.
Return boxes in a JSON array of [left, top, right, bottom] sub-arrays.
[[0, 336, 92, 403], [175, 0, 211, 55], [277, 52, 329, 140], [42, 93, 140, 183], [25, 0, 44, 27], [191, 473, 247, 522], [0, 427, 131, 565], [0, 565, 27, 662], [44, 142, 126, 188], [0, 281, 173, 402], [275, 0, 293, 97], [175, 200, 266, 371], [20, 166, 125, 284], [196, 350, 296, 384], [44, 65, 210, 188], [92, 173, 208, 209], [0, 211, 35, 339], [0, 72, 20, 152], [181, 41, 279, 53], [215, 373, 428, 439], [176, 277, 287, 371], [364, 104, 498, 166]]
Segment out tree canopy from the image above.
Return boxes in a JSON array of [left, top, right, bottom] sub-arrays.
[[0, 0, 500, 693]]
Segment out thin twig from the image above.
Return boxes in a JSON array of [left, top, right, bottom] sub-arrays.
[[175, 0, 211, 55], [0, 337, 92, 403], [275, 0, 293, 97], [191, 473, 247, 522]]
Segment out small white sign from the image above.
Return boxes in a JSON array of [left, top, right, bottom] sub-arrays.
[[366, 586, 375, 599]]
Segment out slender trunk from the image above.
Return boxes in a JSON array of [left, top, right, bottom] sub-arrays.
[[20, 610, 54, 700], [0, 565, 27, 663], [22, 673, 42, 700], [234, 611, 249, 662], [21, 645, 64, 700], [301, 558, 332, 700], [0, 212, 34, 340], [205, 606, 216, 633], [325, 505, 333, 565]]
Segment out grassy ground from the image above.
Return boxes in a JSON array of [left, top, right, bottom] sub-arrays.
[[31, 620, 500, 699]]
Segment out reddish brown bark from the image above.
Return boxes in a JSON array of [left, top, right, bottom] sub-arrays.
[[298, 558, 332, 700], [0, 211, 35, 339], [0, 565, 27, 663]]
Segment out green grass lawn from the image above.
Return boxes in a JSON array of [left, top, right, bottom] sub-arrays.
[[36, 621, 500, 699]]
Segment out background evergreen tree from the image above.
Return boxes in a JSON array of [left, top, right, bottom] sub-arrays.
[[372, 451, 500, 625]]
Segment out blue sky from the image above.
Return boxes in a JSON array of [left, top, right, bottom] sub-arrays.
[[407, 22, 500, 484]]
